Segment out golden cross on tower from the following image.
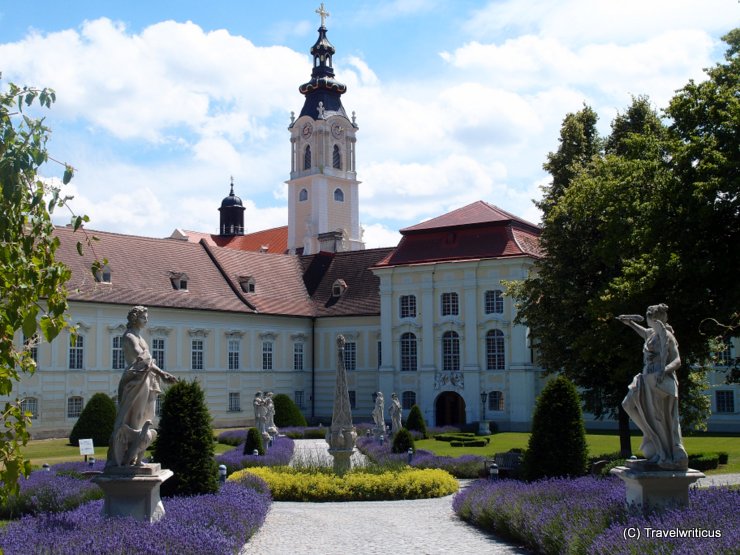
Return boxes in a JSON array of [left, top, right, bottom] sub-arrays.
[[316, 3, 330, 27]]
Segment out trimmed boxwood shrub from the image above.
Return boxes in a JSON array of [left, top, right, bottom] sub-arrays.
[[69, 392, 116, 447], [718, 451, 729, 465], [405, 404, 428, 438], [688, 452, 720, 471], [523, 375, 588, 480], [391, 428, 415, 454], [243, 427, 265, 456], [273, 393, 308, 427], [152, 380, 218, 497]]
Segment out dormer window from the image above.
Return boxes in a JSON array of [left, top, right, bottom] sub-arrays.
[[332, 279, 348, 298], [239, 276, 256, 294], [169, 272, 189, 291], [94, 264, 112, 283]]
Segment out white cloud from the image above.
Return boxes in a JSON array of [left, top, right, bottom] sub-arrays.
[[361, 222, 401, 249]]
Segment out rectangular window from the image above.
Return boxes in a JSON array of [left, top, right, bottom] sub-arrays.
[[228, 392, 241, 412], [485, 289, 504, 314], [191, 339, 204, 370], [441, 292, 459, 316], [262, 341, 273, 370], [21, 397, 39, 419], [344, 342, 356, 371], [228, 339, 240, 371], [400, 333, 417, 372], [112, 336, 125, 370], [717, 342, 734, 366], [377, 341, 382, 369], [69, 335, 84, 369], [348, 390, 356, 410], [294, 390, 304, 409], [488, 391, 505, 411], [294, 342, 304, 371], [23, 334, 38, 364], [402, 391, 416, 410], [155, 394, 163, 417], [716, 390, 735, 413], [67, 396, 83, 418], [399, 295, 417, 318], [152, 338, 165, 370]]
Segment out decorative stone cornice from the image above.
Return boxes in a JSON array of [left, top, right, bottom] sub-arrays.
[[224, 330, 245, 339], [258, 331, 278, 341], [107, 324, 126, 334], [148, 326, 173, 336], [290, 332, 308, 342], [188, 328, 210, 338]]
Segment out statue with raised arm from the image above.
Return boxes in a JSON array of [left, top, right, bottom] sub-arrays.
[[617, 304, 688, 470], [106, 306, 177, 468], [389, 393, 402, 435]]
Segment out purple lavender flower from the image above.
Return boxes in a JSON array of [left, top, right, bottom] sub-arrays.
[[216, 435, 294, 473]]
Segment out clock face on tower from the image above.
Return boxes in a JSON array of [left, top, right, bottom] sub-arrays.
[[302, 122, 313, 139], [331, 123, 344, 139]]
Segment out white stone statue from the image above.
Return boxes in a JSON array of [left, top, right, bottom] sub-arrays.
[[253, 391, 267, 436], [372, 391, 385, 431], [389, 393, 402, 435], [106, 306, 177, 468], [265, 391, 278, 436], [618, 304, 689, 470]]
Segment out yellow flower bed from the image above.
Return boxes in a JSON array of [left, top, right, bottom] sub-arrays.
[[228, 466, 458, 502]]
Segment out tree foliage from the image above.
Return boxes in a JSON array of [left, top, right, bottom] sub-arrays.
[[510, 30, 739, 452], [273, 393, 307, 427], [152, 380, 218, 497], [523, 375, 588, 480], [68, 392, 116, 447], [0, 80, 80, 502]]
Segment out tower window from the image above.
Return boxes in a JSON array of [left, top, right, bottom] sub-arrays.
[[299, 188, 308, 202], [333, 145, 341, 169], [304, 145, 311, 170], [334, 188, 344, 202]]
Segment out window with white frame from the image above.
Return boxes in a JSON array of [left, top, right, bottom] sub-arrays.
[[716, 341, 735, 366], [262, 341, 273, 370], [294, 342, 304, 371], [112, 336, 125, 370], [488, 391, 504, 411], [343, 341, 356, 371], [152, 338, 166, 370], [399, 295, 417, 318], [442, 331, 460, 371], [485, 289, 504, 314], [294, 390, 304, 409], [155, 394, 163, 417], [191, 339, 204, 370], [228, 392, 241, 412], [716, 390, 735, 413], [228, 339, 240, 371], [348, 390, 356, 410], [402, 391, 416, 410], [67, 396, 83, 418], [69, 335, 84, 369], [441, 292, 459, 316], [400, 332, 417, 372], [21, 397, 38, 419], [486, 329, 505, 370], [23, 333, 38, 364]]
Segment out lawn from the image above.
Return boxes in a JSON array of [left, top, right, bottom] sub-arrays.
[[415, 432, 740, 474]]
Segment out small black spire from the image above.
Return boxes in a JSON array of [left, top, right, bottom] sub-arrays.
[[219, 177, 245, 236]]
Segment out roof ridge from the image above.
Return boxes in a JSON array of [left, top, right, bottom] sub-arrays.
[[198, 240, 258, 312]]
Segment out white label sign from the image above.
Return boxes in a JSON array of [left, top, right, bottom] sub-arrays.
[[78, 438, 95, 456]]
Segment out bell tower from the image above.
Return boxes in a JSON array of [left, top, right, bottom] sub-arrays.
[[287, 3, 364, 254]]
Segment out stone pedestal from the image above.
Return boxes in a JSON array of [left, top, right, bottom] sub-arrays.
[[327, 448, 353, 476], [477, 420, 491, 436], [93, 464, 173, 522], [610, 461, 704, 512]]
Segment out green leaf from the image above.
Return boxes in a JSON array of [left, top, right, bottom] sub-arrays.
[[22, 307, 38, 338], [62, 164, 74, 185], [76, 241, 83, 256]]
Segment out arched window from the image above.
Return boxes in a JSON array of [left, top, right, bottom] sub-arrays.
[[304, 145, 311, 170], [299, 188, 308, 202], [400, 332, 417, 372], [485, 289, 504, 314], [488, 391, 504, 411], [442, 331, 460, 372], [334, 188, 344, 202], [402, 391, 416, 410], [486, 329, 505, 370], [332, 145, 341, 169]]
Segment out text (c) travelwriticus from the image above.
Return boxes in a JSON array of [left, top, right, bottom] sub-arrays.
[[622, 527, 722, 540]]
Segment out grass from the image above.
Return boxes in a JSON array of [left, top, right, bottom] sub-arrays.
[[416, 432, 740, 475]]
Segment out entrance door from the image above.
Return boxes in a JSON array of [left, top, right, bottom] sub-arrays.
[[435, 391, 466, 427]]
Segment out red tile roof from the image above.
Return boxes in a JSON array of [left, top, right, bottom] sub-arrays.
[[177, 226, 289, 254], [375, 201, 542, 268]]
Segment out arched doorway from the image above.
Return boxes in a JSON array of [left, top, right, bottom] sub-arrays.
[[435, 391, 466, 427]]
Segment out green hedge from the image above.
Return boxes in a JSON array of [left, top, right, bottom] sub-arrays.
[[689, 452, 720, 471]]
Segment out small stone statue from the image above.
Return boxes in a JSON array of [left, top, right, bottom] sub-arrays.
[[372, 391, 385, 431], [264, 391, 278, 437], [106, 306, 177, 468], [617, 304, 689, 470], [253, 391, 268, 439], [389, 393, 402, 435]]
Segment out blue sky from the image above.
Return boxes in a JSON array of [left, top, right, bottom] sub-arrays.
[[0, 1, 735, 247]]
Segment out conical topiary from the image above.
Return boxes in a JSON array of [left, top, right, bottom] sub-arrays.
[[391, 428, 415, 454], [523, 375, 588, 480], [404, 404, 428, 438], [69, 392, 116, 447], [243, 427, 265, 456], [273, 393, 307, 427], [151, 380, 218, 497]]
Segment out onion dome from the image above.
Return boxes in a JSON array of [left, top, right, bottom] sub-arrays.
[[220, 181, 243, 208], [219, 178, 245, 236]]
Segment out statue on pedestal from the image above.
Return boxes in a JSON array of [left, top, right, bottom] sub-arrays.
[[265, 391, 278, 437], [617, 304, 688, 471], [106, 306, 177, 468], [389, 393, 402, 435], [372, 391, 385, 432]]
